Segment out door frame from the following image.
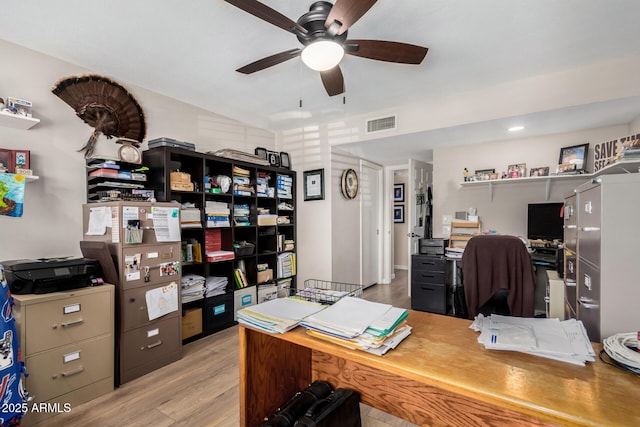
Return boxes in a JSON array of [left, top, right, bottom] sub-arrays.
[[360, 159, 384, 287], [382, 164, 408, 285]]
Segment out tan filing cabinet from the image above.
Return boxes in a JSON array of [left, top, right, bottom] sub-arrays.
[[13, 285, 115, 425], [82, 201, 182, 385]]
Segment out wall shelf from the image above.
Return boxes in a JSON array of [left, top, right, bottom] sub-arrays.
[[460, 174, 592, 201], [0, 110, 40, 129], [459, 159, 640, 200]]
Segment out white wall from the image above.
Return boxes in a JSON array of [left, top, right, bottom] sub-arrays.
[[432, 124, 629, 239], [393, 171, 408, 269], [0, 39, 275, 261]]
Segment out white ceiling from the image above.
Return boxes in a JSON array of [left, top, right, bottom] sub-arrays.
[[2, 0, 640, 165]]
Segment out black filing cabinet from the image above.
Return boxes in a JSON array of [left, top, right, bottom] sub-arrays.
[[411, 254, 447, 314]]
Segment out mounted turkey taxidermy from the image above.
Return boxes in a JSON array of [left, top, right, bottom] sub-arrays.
[[225, 0, 428, 96], [51, 75, 146, 158]]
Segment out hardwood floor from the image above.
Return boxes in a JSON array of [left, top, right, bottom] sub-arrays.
[[34, 270, 415, 427]]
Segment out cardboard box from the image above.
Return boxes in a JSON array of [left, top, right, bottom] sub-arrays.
[[257, 268, 273, 284], [257, 215, 277, 226], [170, 171, 193, 191], [182, 307, 202, 340]]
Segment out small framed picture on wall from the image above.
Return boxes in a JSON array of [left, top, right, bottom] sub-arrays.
[[394, 205, 405, 223], [393, 184, 404, 202]]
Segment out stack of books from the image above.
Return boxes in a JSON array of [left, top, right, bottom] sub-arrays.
[[233, 203, 251, 226], [205, 201, 230, 227], [277, 174, 293, 199], [233, 165, 254, 196], [256, 172, 271, 197]]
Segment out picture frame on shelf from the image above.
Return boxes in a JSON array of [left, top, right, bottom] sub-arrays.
[[507, 163, 526, 178], [474, 168, 495, 181], [529, 166, 549, 177], [393, 183, 404, 202], [303, 169, 324, 201], [393, 205, 405, 223], [489, 172, 499, 180], [558, 143, 589, 173], [556, 163, 577, 174]]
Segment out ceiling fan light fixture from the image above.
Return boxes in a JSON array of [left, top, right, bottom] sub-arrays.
[[301, 40, 344, 71]]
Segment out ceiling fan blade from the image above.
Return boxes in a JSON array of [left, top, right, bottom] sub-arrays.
[[320, 66, 345, 97], [224, 0, 307, 34], [325, 0, 378, 35], [345, 40, 428, 64], [236, 49, 302, 74]]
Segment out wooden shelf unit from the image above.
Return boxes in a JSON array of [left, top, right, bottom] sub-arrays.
[[143, 146, 297, 343], [448, 221, 481, 248]]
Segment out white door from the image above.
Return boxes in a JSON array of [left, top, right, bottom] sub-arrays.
[[360, 160, 383, 288], [407, 159, 432, 296]]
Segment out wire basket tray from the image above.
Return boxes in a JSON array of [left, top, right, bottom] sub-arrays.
[[291, 279, 363, 305]]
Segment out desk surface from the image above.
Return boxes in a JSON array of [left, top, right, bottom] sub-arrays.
[[239, 310, 639, 426]]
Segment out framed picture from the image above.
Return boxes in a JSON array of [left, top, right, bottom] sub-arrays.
[[303, 169, 324, 201], [489, 172, 499, 180], [393, 184, 404, 202], [507, 163, 526, 178], [558, 143, 589, 173], [529, 166, 549, 177], [393, 205, 404, 223], [474, 168, 495, 181], [556, 163, 577, 174]]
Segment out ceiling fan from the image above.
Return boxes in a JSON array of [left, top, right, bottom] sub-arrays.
[[224, 0, 428, 96]]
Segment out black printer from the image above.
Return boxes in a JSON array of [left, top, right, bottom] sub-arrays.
[[1, 257, 102, 294]]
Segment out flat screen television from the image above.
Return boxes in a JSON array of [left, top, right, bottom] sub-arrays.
[[527, 202, 564, 242]]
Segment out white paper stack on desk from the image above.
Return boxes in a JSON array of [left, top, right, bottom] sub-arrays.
[[237, 297, 325, 334], [470, 314, 596, 366], [299, 297, 411, 356]]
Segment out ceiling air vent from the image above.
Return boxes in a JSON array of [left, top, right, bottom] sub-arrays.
[[366, 115, 396, 133]]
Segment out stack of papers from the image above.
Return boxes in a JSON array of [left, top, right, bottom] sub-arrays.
[[299, 297, 411, 356], [470, 314, 596, 366], [237, 297, 325, 334], [445, 247, 464, 259], [205, 276, 227, 298], [181, 274, 205, 303]]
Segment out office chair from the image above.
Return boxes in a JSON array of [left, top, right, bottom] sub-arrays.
[[461, 235, 536, 319]]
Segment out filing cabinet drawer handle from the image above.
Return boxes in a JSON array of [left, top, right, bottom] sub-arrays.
[[420, 274, 435, 279], [580, 226, 600, 232], [578, 298, 599, 310], [565, 280, 576, 287], [564, 225, 577, 229], [147, 340, 163, 349], [420, 286, 436, 291], [60, 319, 84, 328], [420, 262, 437, 266], [61, 366, 84, 377]]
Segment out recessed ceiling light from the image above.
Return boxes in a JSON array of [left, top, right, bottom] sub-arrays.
[[508, 126, 525, 132]]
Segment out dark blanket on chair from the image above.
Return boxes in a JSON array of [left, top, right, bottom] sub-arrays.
[[461, 235, 536, 318]]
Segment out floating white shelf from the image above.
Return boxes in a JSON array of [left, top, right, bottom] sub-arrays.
[[0, 110, 40, 130], [459, 159, 640, 201]]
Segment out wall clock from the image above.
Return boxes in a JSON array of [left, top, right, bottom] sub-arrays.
[[117, 138, 142, 164], [341, 168, 359, 199]]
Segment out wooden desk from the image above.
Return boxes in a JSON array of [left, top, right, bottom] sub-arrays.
[[239, 310, 639, 426]]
